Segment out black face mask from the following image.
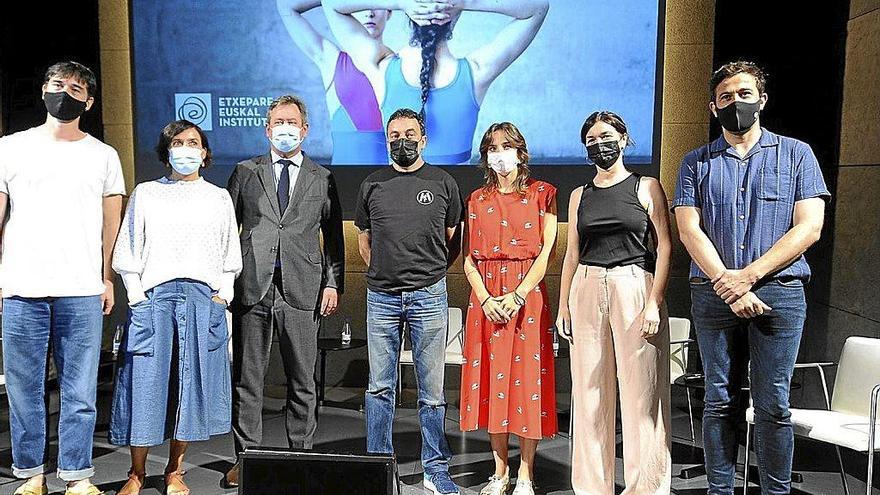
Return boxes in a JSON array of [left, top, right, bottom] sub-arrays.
[[389, 138, 420, 168], [586, 140, 622, 170], [44, 91, 88, 121], [715, 100, 761, 134]]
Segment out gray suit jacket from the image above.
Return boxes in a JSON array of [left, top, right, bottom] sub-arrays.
[[226, 153, 344, 310]]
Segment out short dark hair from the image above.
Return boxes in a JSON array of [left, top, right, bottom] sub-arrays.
[[710, 61, 766, 102], [155, 120, 212, 168], [386, 108, 425, 136], [44, 61, 98, 98], [580, 111, 634, 147]]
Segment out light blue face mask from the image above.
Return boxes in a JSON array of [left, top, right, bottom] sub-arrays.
[[169, 146, 203, 175], [270, 124, 302, 153]]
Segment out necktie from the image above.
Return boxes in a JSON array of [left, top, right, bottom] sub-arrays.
[[277, 159, 292, 214]]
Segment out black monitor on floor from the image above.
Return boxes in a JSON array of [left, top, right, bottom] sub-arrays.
[[239, 447, 396, 494]]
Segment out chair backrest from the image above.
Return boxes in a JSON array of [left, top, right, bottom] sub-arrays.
[[669, 317, 692, 383], [399, 307, 464, 354], [831, 336, 880, 416], [446, 307, 464, 355]]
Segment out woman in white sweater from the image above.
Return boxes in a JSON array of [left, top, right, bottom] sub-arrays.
[[109, 120, 242, 495]]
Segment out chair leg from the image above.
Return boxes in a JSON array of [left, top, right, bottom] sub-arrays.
[[831, 446, 851, 495], [568, 391, 575, 439], [397, 364, 402, 406], [686, 388, 696, 444], [744, 422, 752, 490], [868, 447, 874, 495]]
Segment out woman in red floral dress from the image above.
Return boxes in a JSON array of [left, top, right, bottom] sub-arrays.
[[460, 122, 558, 495]]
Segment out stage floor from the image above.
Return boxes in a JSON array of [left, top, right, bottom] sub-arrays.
[[0, 386, 876, 494]]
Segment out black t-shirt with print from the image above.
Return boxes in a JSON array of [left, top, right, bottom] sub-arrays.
[[355, 164, 463, 292]]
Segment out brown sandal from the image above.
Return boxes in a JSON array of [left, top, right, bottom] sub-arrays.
[[117, 471, 145, 495], [164, 471, 190, 495]]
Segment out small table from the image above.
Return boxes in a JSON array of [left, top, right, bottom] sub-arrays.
[[317, 338, 367, 408]]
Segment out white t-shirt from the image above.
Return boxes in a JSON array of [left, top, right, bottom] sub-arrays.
[[112, 177, 242, 305], [0, 127, 126, 297]]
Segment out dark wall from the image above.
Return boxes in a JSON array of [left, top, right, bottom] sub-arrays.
[[712, 2, 849, 169], [0, 1, 102, 137], [711, 0, 850, 400]]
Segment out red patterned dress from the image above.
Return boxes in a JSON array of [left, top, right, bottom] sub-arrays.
[[459, 179, 558, 439]]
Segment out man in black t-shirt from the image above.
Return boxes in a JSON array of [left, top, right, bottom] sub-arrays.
[[355, 108, 463, 495]]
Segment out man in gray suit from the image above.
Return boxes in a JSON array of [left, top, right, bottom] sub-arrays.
[[223, 94, 344, 487]]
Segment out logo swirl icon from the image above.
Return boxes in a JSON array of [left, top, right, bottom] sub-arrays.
[[174, 93, 213, 130], [177, 96, 207, 124]]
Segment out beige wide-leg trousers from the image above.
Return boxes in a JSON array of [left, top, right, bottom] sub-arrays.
[[569, 264, 671, 494]]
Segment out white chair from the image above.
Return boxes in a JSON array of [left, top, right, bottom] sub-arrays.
[[669, 316, 697, 443], [398, 307, 466, 403], [744, 336, 880, 494]]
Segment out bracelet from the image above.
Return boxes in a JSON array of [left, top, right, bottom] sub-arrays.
[[513, 292, 526, 306], [480, 295, 491, 307]]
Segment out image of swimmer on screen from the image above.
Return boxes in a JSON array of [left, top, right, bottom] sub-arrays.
[[277, 1, 390, 165], [323, 0, 549, 165]]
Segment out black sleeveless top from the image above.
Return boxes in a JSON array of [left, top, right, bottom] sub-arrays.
[[576, 173, 655, 272]]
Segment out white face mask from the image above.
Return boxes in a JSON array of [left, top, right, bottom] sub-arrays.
[[270, 124, 302, 153], [487, 149, 519, 175], [168, 146, 203, 175]]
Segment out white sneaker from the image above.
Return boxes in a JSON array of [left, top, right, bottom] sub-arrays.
[[479, 474, 510, 495], [511, 479, 535, 495]]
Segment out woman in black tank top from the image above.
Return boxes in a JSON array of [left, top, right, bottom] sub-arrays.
[[556, 111, 674, 493]]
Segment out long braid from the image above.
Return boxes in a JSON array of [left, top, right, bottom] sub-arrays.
[[410, 21, 451, 120]]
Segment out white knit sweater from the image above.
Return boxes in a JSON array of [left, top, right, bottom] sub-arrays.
[[112, 177, 242, 305]]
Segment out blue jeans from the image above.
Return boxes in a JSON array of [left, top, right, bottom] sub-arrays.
[[2, 296, 103, 481], [365, 277, 453, 475], [691, 279, 806, 495]]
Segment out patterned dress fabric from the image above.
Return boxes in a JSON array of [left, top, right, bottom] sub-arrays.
[[459, 179, 558, 439]]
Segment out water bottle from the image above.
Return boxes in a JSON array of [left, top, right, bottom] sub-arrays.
[[112, 323, 125, 360], [552, 328, 560, 357], [341, 318, 352, 345]]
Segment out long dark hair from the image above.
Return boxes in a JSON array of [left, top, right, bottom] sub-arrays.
[[409, 21, 453, 119]]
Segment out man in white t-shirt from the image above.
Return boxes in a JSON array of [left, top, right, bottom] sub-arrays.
[[0, 61, 125, 495]]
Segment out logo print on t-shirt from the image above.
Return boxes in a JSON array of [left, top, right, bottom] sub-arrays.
[[417, 190, 434, 205]]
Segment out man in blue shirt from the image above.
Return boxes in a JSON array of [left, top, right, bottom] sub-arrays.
[[673, 61, 830, 495]]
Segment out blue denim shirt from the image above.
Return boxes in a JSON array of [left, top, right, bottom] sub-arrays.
[[672, 128, 830, 282]]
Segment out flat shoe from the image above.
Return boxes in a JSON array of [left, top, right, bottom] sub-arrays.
[[64, 482, 104, 495], [165, 470, 190, 495], [118, 470, 146, 495], [13, 481, 48, 495], [222, 462, 239, 488]]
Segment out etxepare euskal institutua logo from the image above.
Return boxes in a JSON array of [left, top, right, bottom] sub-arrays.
[[174, 93, 276, 130]]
